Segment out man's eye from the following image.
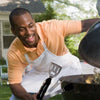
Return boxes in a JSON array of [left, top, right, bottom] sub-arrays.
[[19, 28, 25, 32], [29, 24, 34, 28]]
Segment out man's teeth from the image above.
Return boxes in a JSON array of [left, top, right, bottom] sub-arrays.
[[26, 35, 34, 42], [28, 35, 33, 39]]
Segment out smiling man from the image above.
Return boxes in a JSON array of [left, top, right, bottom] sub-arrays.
[[10, 11, 39, 48], [8, 8, 100, 100]]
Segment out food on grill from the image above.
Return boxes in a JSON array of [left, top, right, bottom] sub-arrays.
[[85, 76, 94, 84]]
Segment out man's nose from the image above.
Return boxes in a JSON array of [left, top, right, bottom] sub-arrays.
[[26, 28, 32, 35]]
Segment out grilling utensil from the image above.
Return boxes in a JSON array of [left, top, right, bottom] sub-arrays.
[[37, 62, 62, 100]]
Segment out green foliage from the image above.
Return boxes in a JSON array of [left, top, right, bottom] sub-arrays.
[[0, 58, 6, 65], [47, 94, 63, 100], [42, 0, 98, 20], [0, 85, 12, 100], [64, 33, 86, 58], [33, 3, 56, 22], [2, 67, 7, 73]]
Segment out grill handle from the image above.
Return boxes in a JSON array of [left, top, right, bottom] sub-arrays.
[[37, 77, 52, 100]]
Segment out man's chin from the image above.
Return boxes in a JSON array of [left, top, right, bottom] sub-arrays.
[[25, 43, 37, 48]]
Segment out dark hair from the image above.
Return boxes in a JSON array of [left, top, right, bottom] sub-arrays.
[[9, 8, 32, 27]]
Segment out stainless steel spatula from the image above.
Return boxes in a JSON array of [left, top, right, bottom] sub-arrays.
[[37, 62, 62, 100], [49, 63, 62, 78]]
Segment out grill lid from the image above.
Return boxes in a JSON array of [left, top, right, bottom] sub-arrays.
[[79, 20, 100, 68]]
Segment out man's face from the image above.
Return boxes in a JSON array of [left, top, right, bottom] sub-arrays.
[[11, 12, 39, 48]]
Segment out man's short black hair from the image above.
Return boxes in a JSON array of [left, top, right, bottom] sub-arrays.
[[9, 8, 32, 27]]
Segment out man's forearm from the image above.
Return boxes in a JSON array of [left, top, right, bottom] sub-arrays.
[[9, 83, 37, 100], [81, 18, 100, 32]]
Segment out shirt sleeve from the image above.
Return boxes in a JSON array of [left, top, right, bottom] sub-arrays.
[[7, 50, 26, 84], [57, 20, 82, 37], [41, 20, 82, 37]]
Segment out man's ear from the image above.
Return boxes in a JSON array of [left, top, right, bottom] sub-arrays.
[[11, 27, 16, 36]]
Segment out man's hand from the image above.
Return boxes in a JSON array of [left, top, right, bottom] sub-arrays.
[[33, 94, 38, 100], [10, 83, 38, 100], [22, 93, 37, 100]]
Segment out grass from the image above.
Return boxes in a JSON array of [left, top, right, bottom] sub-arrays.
[[0, 85, 12, 100], [0, 85, 63, 100], [47, 94, 63, 100]]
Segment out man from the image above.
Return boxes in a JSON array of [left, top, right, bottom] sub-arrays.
[[8, 8, 100, 100]]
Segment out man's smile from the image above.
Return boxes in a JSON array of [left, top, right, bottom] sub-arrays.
[[25, 34, 35, 42]]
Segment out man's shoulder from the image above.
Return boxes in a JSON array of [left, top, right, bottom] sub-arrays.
[[7, 38, 24, 55], [36, 19, 59, 25], [7, 38, 28, 64]]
